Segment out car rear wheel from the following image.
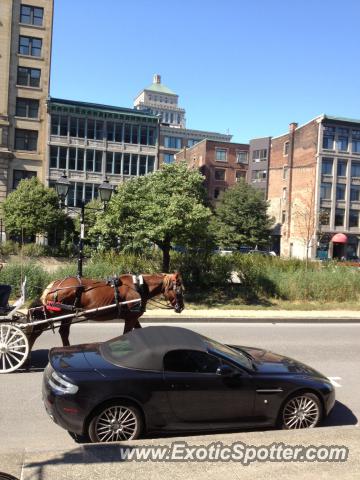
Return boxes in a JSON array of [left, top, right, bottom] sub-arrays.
[[280, 392, 322, 429], [88, 402, 143, 442]]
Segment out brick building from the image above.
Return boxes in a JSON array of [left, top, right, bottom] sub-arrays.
[[0, 0, 53, 201], [268, 115, 360, 259], [175, 139, 249, 203]]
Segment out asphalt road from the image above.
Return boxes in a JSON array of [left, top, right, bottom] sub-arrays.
[[0, 322, 359, 453]]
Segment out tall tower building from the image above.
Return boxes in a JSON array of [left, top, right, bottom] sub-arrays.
[[134, 74, 186, 128], [0, 0, 53, 202]]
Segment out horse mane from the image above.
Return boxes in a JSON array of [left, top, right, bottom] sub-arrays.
[[162, 274, 173, 293]]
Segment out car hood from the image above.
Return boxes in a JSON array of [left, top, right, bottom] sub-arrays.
[[229, 345, 325, 377]]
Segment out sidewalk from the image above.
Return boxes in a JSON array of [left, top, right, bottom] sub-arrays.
[[142, 308, 360, 322], [2, 426, 358, 480]]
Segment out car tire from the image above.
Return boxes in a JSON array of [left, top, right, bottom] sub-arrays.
[[280, 392, 322, 430], [88, 402, 143, 443]]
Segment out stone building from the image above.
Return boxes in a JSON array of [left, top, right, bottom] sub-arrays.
[[47, 98, 159, 206], [175, 139, 249, 203], [248, 137, 271, 198], [0, 0, 53, 201], [134, 75, 232, 165], [267, 115, 360, 259]]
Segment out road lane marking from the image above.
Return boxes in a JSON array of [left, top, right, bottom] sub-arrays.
[[328, 376, 342, 387]]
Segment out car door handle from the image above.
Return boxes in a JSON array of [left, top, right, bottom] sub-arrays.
[[170, 383, 191, 389]]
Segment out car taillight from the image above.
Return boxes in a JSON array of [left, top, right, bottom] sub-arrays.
[[48, 371, 79, 395]]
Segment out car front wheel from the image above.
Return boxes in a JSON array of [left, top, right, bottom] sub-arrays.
[[88, 402, 143, 442], [280, 392, 322, 429]]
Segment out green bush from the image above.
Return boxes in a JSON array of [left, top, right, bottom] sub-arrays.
[[21, 243, 50, 258], [0, 262, 51, 300], [0, 240, 20, 256]]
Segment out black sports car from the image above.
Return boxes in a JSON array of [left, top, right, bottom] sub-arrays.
[[42, 326, 335, 442]]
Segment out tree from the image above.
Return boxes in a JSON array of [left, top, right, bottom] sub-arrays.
[[2, 177, 65, 240], [293, 180, 330, 265], [212, 179, 273, 249], [90, 162, 213, 271]]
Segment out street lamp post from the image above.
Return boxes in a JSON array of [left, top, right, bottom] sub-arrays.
[[55, 173, 114, 277]]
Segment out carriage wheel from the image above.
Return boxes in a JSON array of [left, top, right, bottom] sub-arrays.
[[0, 324, 29, 373]]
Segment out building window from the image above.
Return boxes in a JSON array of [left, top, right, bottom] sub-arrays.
[[12, 169, 36, 189], [323, 126, 335, 150], [187, 139, 198, 148], [351, 161, 360, 178], [281, 210, 286, 224], [319, 208, 330, 226], [148, 127, 156, 146], [139, 125, 148, 145], [164, 136, 181, 149], [349, 210, 359, 228], [236, 151, 248, 164], [352, 130, 360, 153], [236, 170, 246, 182], [164, 154, 174, 164], [337, 128, 348, 152], [51, 115, 68, 136], [282, 165, 288, 180], [66, 183, 100, 207], [20, 5, 44, 26], [335, 208, 345, 227], [251, 170, 266, 182], [320, 183, 332, 200], [283, 141, 289, 156], [19, 36, 42, 57], [15, 98, 39, 118], [214, 188, 220, 199], [282, 187, 287, 201], [214, 169, 225, 181], [336, 184, 346, 201], [17, 66, 40, 87], [252, 149, 267, 162], [321, 158, 333, 175], [351, 185, 360, 202], [215, 149, 227, 162], [14, 129, 37, 151], [337, 159, 347, 177], [69, 117, 85, 138]]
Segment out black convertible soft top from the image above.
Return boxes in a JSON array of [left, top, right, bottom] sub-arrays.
[[100, 326, 207, 371]]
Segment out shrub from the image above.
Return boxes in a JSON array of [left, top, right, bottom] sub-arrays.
[[21, 243, 50, 258], [0, 262, 51, 300], [0, 240, 20, 256]]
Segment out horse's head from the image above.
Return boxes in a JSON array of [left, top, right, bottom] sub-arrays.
[[162, 272, 185, 313]]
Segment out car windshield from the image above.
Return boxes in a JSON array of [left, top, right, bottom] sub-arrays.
[[201, 335, 253, 370]]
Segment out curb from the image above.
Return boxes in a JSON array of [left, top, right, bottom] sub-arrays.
[[99, 316, 360, 324]]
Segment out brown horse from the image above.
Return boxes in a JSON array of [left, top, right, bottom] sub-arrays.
[[26, 272, 184, 353]]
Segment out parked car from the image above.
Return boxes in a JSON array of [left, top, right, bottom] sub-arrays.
[[248, 249, 276, 256], [43, 326, 335, 443]]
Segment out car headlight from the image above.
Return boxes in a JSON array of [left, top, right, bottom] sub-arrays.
[[49, 371, 79, 395]]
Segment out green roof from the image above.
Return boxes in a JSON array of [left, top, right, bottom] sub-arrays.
[[145, 82, 176, 95]]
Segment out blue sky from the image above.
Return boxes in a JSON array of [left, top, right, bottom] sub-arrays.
[[51, 0, 360, 143]]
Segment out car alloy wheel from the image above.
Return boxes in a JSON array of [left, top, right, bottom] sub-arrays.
[[282, 393, 321, 429], [89, 403, 142, 442]]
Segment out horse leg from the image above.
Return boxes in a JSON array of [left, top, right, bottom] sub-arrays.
[[134, 318, 142, 329], [24, 326, 45, 367], [59, 320, 71, 347], [123, 314, 142, 334]]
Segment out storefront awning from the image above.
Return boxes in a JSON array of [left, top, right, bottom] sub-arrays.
[[331, 233, 348, 244]]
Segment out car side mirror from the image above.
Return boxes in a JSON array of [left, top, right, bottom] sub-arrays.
[[216, 364, 235, 377]]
